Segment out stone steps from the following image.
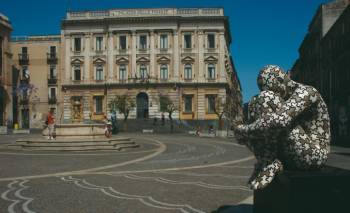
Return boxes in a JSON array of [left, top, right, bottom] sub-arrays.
[[9, 137, 139, 151]]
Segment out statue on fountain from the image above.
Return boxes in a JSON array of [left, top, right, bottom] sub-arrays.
[[72, 99, 82, 121], [235, 65, 330, 190]]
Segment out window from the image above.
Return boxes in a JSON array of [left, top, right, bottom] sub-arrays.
[[139, 64, 148, 79], [184, 34, 192, 48], [184, 95, 193, 113], [119, 65, 126, 80], [22, 66, 29, 79], [94, 96, 103, 114], [21, 47, 27, 54], [160, 34, 168, 49], [74, 37, 81, 52], [50, 88, 56, 99], [74, 65, 81, 81], [139, 35, 147, 49], [96, 36, 103, 51], [160, 96, 167, 112], [184, 64, 192, 79], [119, 35, 127, 50], [208, 34, 215, 48], [160, 64, 168, 80], [49, 46, 56, 58], [49, 65, 57, 79], [207, 95, 216, 113], [208, 64, 216, 79], [50, 46, 56, 54], [95, 64, 104, 80]]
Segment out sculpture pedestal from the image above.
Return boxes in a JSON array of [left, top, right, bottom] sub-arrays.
[[42, 123, 105, 139], [254, 166, 350, 213]]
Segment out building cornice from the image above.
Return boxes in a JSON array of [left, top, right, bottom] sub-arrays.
[[61, 82, 229, 90]]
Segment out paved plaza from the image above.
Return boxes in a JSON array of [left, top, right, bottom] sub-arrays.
[[0, 133, 349, 213]]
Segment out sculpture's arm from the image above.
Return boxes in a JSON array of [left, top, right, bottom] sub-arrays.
[[236, 86, 318, 134]]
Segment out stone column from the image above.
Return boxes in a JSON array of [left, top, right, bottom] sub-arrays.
[[198, 30, 204, 82], [65, 36, 71, 83], [150, 30, 155, 78], [173, 30, 179, 80], [131, 31, 137, 79], [219, 31, 226, 82], [107, 32, 114, 82], [84, 34, 90, 83]]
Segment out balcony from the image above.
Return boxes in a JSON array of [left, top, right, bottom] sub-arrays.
[[20, 78, 29, 84], [48, 96, 57, 104], [18, 54, 29, 65], [47, 53, 58, 64], [48, 78, 57, 85]]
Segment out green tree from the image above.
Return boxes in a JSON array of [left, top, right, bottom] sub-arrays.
[[213, 96, 229, 130], [159, 95, 178, 132], [109, 95, 135, 131]]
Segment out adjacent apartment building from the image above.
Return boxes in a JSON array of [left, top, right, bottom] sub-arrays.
[[291, 0, 350, 146], [10, 8, 242, 129], [11, 35, 61, 128], [0, 13, 12, 129]]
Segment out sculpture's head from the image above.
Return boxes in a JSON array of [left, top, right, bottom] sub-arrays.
[[257, 65, 291, 98]]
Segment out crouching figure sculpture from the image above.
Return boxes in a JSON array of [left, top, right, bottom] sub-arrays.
[[235, 65, 330, 190]]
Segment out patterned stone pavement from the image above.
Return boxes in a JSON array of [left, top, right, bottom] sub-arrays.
[[0, 133, 255, 213]]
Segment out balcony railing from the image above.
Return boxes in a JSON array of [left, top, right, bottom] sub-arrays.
[[48, 78, 57, 85], [20, 78, 29, 84], [47, 53, 58, 64], [18, 54, 29, 65], [48, 96, 57, 104]]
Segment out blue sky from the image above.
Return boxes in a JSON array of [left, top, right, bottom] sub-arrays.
[[1, 0, 327, 102]]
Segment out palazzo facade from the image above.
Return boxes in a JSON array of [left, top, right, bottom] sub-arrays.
[[60, 8, 241, 124], [9, 8, 242, 128]]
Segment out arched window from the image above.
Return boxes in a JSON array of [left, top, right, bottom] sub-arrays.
[[208, 64, 216, 79], [160, 64, 168, 80], [184, 64, 192, 80], [119, 64, 126, 80], [139, 64, 148, 79]]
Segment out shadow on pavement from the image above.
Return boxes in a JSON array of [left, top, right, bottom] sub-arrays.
[[211, 204, 253, 213]]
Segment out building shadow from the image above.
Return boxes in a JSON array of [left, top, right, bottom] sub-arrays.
[[211, 204, 253, 213]]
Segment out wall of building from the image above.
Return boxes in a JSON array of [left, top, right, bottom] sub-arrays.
[[291, 1, 350, 146], [59, 8, 242, 126], [11, 36, 61, 128], [0, 13, 12, 127]]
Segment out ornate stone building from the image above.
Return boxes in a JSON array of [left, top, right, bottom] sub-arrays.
[[11, 35, 61, 128], [60, 8, 242, 125], [0, 13, 12, 129], [291, 0, 350, 146]]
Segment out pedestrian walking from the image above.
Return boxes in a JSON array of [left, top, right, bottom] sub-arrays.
[[47, 109, 55, 140]]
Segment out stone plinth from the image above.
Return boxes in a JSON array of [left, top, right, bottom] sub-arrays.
[[254, 166, 350, 213], [0, 126, 7, 134], [43, 123, 105, 139]]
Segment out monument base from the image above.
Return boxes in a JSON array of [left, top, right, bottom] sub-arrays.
[[254, 166, 350, 213], [42, 123, 105, 139]]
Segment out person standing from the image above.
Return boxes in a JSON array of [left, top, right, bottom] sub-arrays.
[[47, 109, 55, 140], [161, 113, 165, 126]]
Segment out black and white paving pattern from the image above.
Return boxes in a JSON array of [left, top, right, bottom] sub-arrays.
[[0, 133, 256, 213]]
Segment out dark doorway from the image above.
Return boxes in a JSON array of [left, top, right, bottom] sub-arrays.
[[136, 92, 149, 119], [21, 109, 30, 129]]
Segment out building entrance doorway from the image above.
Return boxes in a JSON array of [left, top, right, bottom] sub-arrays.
[[136, 92, 149, 119]]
